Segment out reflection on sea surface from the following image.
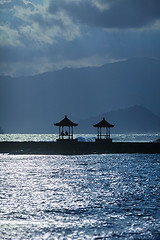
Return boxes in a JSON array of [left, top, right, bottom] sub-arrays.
[[0, 154, 160, 239], [0, 133, 160, 142]]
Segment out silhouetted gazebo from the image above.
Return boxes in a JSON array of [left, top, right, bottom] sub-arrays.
[[93, 117, 114, 141], [54, 115, 78, 140]]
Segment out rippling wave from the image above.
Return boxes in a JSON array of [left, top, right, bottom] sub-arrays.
[[0, 154, 160, 239], [0, 133, 160, 142]]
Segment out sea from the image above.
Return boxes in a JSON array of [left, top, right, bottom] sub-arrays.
[[0, 134, 160, 239]]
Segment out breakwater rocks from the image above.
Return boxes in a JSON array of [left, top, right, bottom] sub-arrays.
[[0, 140, 160, 155]]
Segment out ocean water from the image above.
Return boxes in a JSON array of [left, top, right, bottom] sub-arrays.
[[0, 153, 160, 239], [0, 133, 160, 142]]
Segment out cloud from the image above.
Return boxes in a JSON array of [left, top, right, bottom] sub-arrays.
[[0, 0, 160, 76], [48, 0, 160, 29], [0, 0, 80, 48], [0, 25, 22, 47], [1, 0, 160, 50]]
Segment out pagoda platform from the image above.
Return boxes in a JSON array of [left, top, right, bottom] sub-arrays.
[[0, 140, 159, 155]]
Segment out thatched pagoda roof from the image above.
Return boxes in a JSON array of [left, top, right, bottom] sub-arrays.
[[54, 115, 78, 127], [93, 117, 114, 128]]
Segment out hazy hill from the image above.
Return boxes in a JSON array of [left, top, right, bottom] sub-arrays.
[[78, 105, 160, 134], [0, 57, 160, 133]]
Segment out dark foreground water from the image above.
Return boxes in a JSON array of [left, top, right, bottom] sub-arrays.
[[0, 154, 160, 239]]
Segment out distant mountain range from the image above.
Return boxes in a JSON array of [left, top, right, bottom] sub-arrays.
[[0, 57, 160, 133], [77, 105, 160, 134]]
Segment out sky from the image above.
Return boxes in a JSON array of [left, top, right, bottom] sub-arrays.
[[0, 0, 160, 77]]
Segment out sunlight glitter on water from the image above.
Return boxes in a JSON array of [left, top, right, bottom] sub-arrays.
[[0, 133, 160, 142], [0, 154, 160, 239]]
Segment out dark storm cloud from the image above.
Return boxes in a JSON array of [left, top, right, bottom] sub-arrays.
[[48, 0, 160, 29], [0, 0, 160, 76]]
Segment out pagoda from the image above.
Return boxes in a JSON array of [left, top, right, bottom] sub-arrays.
[[54, 115, 78, 140], [93, 117, 114, 141]]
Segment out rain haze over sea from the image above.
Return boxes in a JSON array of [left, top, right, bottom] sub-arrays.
[[0, 134, 160, 239]]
